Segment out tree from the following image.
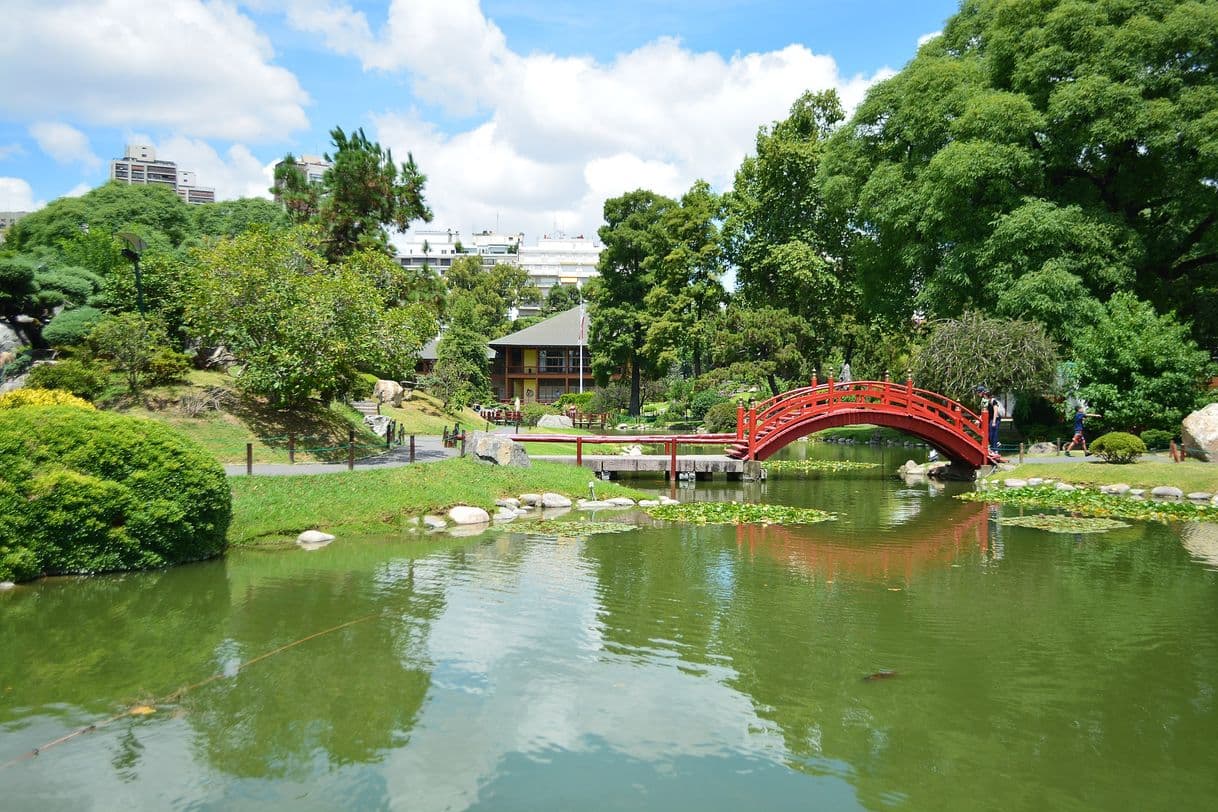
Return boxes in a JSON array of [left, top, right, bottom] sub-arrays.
[[724, 90, 854, 347], [589, 190, 676, 415], [706, 306, 815, 396], [191, 197, 289, 239], [1071, 293, 1212, 433], [90, 312, 170, 396], [820, 0, 1218, 346], [444, 255, 539, 336], [542, 284, 583, 315], [430, 296, 492, 411], [3, 182, 192, 252], [910, 312, 1058, 404], [186, 226, 437, 407], [318, 127, 432, 262], [270, 155, 321, 225], [644, 180, 727, 377]]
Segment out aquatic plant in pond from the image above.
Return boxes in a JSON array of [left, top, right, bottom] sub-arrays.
[[762, 459, 880, 474], [997, 515, 1131, 534], [502, 519, 637, 539], [959, 485, 1218, 523], [645, 502, 835, 525]]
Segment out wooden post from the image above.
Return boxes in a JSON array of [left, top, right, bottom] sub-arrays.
[[348, 428, 355, 471], [288, 433, 295, 465], [246, 442, 253, 475], [670, 438, 678, 480], [576, 436, 583, 466], [409, 434, 416, 463], [1019, 442, 1025, 464], [982, 408, 990, 456], [736, 403, 744, 441], [386, 420, 393, 449], [811, 372, 818, 388], [747, 407, 757, 461]]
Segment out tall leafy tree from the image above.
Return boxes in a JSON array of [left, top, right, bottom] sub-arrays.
[[821, 0, 1218, 347], [1071, 293, 1212, 433], [3, 182, 191, 252], [541, 284, 583, 315], [589, 190, 676, 415], [644, 180, 727, 377], [270, 155, 321, 225], [724, 90, 854, 346], [910, 312, 1058, 404], [319, 127, 432, 262], [444, 255, 539, 336], [706, 306, 815, 397], [431, 296, 493, 411]]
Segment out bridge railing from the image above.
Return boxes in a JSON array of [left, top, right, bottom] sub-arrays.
[[742, 379, 987, 456]]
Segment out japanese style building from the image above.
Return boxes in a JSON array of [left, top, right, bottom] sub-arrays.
[[488, 307, 592, 403]]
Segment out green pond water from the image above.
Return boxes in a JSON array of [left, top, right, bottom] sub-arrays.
[[3, 442, 1218, 810]]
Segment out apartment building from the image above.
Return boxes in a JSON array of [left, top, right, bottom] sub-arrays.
[[515, 234, 602, 315], [110, 144, 215, 204]]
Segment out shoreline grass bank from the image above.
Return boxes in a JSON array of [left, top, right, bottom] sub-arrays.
[[228, 457, 650, 543]]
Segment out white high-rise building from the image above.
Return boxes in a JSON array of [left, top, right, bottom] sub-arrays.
[[110, 144, 215, 204], [516, 233, 602, 315]]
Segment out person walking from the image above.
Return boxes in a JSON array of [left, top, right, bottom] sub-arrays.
[[1064, 405, 1096, 456], [976, 386, 1003, 453]]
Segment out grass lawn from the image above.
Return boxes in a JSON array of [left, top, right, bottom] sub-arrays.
[[111, 369, 383, 464], [993, 459, 1218, 493], [379, 390, 483, 435], [227, 457, 650, 542]]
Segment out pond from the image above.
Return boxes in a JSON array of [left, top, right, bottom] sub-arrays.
[[3, 441, 1217, 810]]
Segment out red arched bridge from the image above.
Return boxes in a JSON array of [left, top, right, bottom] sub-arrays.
[[725, 377, 996, 467]]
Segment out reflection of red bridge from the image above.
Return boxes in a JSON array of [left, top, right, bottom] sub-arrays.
[[734, 499, 992, 583], [727, 378, 996, 467]]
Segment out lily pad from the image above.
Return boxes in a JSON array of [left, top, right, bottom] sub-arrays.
[[997, 515, 1130, 534], [762, 459, 880, 475], [960, 484, 1218, 523], [499, 520, 637, 539], [644, 501, 835, 525]]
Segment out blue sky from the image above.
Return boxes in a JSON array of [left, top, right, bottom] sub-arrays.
[[0, 0, 959, 242]]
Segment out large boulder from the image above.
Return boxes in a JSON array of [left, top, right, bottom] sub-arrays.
[[1182, 403, 1218, 462], [537, 414, 574, 429], [541, 492, 573, 508], [372, 379, 405, 406], [364, 414, 391, 438], [448, 505, 491, 525], [465, 431, 530, 467], [1027, 441, 1058, 456]]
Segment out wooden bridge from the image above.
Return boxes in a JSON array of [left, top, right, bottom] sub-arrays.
[[726, 377, 996, 468]]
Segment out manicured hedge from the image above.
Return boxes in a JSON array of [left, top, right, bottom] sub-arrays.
[[1090, 431, 1147, 464], [0, 406, 231, 582]]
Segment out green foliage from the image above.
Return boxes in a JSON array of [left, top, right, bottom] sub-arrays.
[[542, 284, 583, 315], [41, 306, 106, 347], [190, 197, 290, 240], [430, 296, 491, 412], [34, 265, 103, 308], [521, 402, 558, 426], [25, 359, 108, 400], [821, 0, 1218, 347], [689, 388, 727, 420], [1139, 429, 1174, 450], [762, 459, 880, 474], [186, 226, 437, 407], [702, 401, 740, 433], [911, 312, 1058, 404], [272, 154, 322, 224], [144, 347, 192, 386], [1071, 292, 1212, 432], [319, 127, 432, 261], [0, 255, 39, 319], [706, 305, 815, 396], [0, 406, 231, 582], [590, 189, 677, 414], [960, 484, 1218, 524], [445, 256, 539, 336], [1090, 432, 1148, 464], [4, 182, 192, 252], [554, 391, 595, 411], [645, 501, 836, 525], [996, 515, 1130, 534], [89, 312, 170, 396]]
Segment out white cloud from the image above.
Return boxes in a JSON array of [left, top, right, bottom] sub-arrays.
[[29, 122, 100, 168], [325, 0, 893, 241], [918, 30, 943, 47], [64, 183, 94, 198], [0, 177, 41, 211], [0, 143, 25, 162], [0, 0, 309, 141]]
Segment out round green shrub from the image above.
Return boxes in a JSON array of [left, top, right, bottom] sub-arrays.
[[1139, 429, 1174, 450], [690, 389, 728, 420], [554, 391, 595, 412], [703, 401, 740, 434], [145, 348, 192, 386], [0, 406, 231, 582], [25, 359, 108, 400], [521, 402, 558, 426], [42, 306, 106, 347], [1090, 431, 1147, 464]]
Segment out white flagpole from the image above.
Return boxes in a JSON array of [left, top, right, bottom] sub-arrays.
[[578, 284, 585, 394]]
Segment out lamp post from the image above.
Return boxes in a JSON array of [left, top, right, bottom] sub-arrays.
[[117, 232, 147, 317]]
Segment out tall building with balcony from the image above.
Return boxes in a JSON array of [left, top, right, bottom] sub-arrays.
[[396, 228, 523, 273], [516, 234, 602, 315], [110, 144, 215, 204]]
